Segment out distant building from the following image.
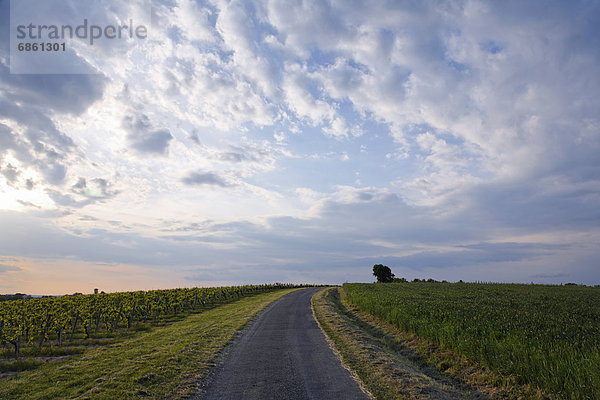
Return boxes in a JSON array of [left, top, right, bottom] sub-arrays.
[[94, 288, 99, 294]]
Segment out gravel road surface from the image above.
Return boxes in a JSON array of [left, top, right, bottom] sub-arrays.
[[195, 287, 370, 400]]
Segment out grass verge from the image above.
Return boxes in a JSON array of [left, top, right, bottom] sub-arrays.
[[0, 288, 299, 400], [312, 287, 546, 400]]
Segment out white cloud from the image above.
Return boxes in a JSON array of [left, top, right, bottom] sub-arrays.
[[322, 117, 349, 139], [281, 62, 335, 125], [169, 0, 216, 43], [1, 0, 599, 291]]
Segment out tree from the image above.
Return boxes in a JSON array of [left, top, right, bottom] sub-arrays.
[[373, 264, 395, 283]]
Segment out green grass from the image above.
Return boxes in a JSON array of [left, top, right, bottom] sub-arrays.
[[0, 358, 45, 373], [0, 345, 87, 358], [0, 288, 299, 399], [344, 282, 600, 399], [313, 287, 539, 399]]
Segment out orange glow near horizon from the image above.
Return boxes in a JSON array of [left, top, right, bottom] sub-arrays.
[[0, 257, 204, 296]]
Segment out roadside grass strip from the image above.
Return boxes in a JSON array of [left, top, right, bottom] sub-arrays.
[[312, 287, 547, 400], [0, 288, 299, 400]]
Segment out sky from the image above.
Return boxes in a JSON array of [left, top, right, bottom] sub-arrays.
[[0, 0, 599, 294]]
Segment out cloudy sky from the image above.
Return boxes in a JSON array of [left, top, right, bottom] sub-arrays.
[[1, 0, 599, 294]]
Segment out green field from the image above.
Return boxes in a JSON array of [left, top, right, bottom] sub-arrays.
[[343, 282, 600, 399], [0, 284, 300, 360], [0, 286, 301, 399]]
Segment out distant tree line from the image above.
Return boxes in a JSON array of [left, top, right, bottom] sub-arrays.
[[372, 264, 450, 283], [372, 265, 599, 287], [0, 293, 31, 302]]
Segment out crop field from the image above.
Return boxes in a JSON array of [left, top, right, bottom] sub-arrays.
[[0, 287, 301, 399], [0, 284, 299, 373], [343, 282, 600, 399]]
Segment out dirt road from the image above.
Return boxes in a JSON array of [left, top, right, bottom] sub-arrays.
[[194, 287, 370, 400]]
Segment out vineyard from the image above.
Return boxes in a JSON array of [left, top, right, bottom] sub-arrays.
[[0, 284, 299, 365], [343, 282, 600, 399]]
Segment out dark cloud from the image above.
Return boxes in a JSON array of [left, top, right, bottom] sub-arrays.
[[0, 164, 20, 184], [0, 26, 106, 187], [181, 171, 228, 187], [42, 163, 68, 185], [463, 178, 600, 233], [17, 200, 41, 208], [314, 194, 477, 244], [44, 176, 119, 209], [384, 242, 564, 271], [461, 242, 567, 254], [0, 0, 7, 53], [189, 133, 201, 145], [0, 101, 74, 151], [45, 190, 93, 208], [0, 109, 71, 186], [531, 272, 569, 279], [0, 123, 15, 149], [0, 176, 598, 284], [131, 129, 173, 155], [0, 66, 106, 115], [0, 210, 226, 268], [122, 114, 173, 155], [79, 215, 99, 222], [357, 192, 373, 201], [217, 145, 271, 163], [72, 178, 87, 190], [219, 152, 247, 162]]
